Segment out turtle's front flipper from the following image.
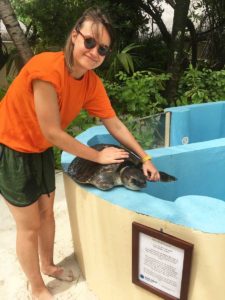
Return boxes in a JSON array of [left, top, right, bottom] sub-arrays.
[[159, 171, 177, 182]]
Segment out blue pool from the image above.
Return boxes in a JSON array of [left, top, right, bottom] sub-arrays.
[[62, 125, 225, 234]]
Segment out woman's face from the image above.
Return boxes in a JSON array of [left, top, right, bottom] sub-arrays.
[[71, 20, 111, 78]]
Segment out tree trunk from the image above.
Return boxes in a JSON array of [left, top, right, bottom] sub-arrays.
[[186, 18, 197, 67], [138, 0, 172, 47], [0, 0, 33, 64], [165, 0, 190, 105], [0, 32, 8, 69]]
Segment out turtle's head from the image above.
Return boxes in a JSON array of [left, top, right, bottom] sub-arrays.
[[120, 166, 146, 190]]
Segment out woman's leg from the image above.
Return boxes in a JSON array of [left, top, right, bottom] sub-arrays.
[[5, 198, 53, 299], [38, 192, 75, 281], [38, 192, 56, 273]]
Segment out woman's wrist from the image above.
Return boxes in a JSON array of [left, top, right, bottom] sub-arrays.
[[141, 154, 152, 163]]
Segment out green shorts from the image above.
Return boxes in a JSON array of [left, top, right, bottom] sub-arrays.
[[0, 144, 55, 207]]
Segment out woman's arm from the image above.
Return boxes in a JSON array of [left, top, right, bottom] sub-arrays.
[[33, 80, 128, 164], [102, 116, 160, 181]]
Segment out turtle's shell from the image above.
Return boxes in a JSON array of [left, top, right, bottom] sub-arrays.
[[67, 144, 143, 190]]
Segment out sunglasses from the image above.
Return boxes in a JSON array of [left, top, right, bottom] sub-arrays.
[[77, 30, 110, 57]]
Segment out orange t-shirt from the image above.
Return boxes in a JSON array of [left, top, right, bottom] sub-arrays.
[[0, 51, 116, 153]]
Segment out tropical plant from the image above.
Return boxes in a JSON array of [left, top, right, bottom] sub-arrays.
[[99, 43, 142, 80], [104, 71, 170, 116], [11, 0, 84, 49], [177, 65, 225, 105], [0, 86, 6, 100]]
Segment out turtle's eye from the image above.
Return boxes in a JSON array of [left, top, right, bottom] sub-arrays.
[[131, 178, 146, 187], [131, 178, 139, 186]]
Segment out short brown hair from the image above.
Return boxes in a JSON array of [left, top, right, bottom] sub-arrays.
[[64, 7, 115, 73]]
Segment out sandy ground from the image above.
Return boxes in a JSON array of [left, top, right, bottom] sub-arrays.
[[0, 171, 99, 300]]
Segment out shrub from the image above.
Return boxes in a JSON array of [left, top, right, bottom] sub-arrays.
[[104, 71, 170, 117], [177, 65, 225, 105]]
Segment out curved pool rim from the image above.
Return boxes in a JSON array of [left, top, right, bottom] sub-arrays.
[[62, 125, 225, 234]]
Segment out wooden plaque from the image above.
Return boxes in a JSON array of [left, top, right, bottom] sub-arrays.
[[132, 222, 193, 300]]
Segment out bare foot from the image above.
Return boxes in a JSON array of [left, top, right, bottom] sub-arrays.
[[42, 265, 75, 282]]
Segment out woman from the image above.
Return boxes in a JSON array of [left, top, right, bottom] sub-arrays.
[[0, 7, 160, 300]]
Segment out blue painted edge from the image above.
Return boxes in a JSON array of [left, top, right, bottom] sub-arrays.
[[164, 100, 225, 113]]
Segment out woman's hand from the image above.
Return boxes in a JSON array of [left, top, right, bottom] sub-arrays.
[[142, 160, 160, 181], [97, 147, 129, 164]]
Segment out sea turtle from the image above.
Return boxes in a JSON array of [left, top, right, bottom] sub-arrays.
[[67, 144, 176, 191]]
